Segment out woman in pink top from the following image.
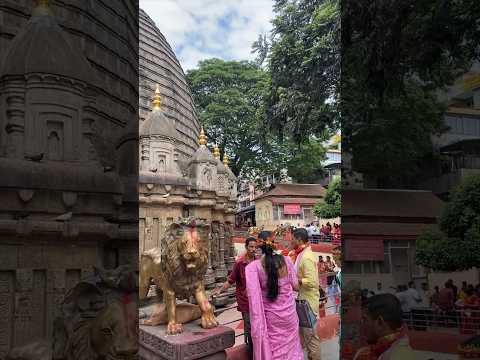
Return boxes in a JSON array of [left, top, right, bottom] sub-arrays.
[[246, 231, 303, 360]]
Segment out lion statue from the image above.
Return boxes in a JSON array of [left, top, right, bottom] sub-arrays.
[[139, 220, 218, 335]]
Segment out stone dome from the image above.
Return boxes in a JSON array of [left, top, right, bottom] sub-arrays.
[[139, 9, 200, 159], [190, 145, 217, 164], [1, 4, 92, 83], [139, 109, 177, 139]]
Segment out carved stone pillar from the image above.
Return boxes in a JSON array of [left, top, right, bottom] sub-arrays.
[[5, 89, 25, 159], [46, 269, 66, 341], [13, 269, 33, 347], [211, 222, 219, 269], [215, 223, 227, 281], [204, 229, 216, 289], [140, 138, 150, 171], [0, 272, 14, 358], [224, 222, 235, 272]]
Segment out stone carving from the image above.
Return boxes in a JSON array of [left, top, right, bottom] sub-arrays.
[[6, 265, 138, 360], [0, 0, 137, 355], [139, 220, 218, 335]]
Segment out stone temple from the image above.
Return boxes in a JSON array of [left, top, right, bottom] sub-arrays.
[[0, 0, 138, 356], [137, 11, 239, 359], [139, 9, 199, 159], [138, 11, 238, 297]]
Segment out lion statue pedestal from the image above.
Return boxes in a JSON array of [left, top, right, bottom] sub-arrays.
[[139, 220, 235, 359], [139, 311, 235, 360]]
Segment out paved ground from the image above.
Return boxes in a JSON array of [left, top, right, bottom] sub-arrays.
[[216, 304, 340, 360], [414, 351, 458, 360]]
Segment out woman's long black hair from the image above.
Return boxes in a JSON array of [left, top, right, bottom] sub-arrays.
[[258, 231, 285, 301]]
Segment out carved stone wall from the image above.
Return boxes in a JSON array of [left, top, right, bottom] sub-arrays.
[[0, 240, 101, 356], [0, 1, 139, 355]]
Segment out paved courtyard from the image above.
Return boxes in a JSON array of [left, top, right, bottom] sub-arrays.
[[216, 305, 339, 360]]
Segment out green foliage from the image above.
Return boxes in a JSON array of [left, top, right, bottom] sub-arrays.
[[286, 138, 326, 183], [187, 58, 327, 181], [314, 177, 340, 218], [264, 0, 339, 143], [342, 0, 480, 187], [416, 176, 480, 271], [186, 59, 269, 176]]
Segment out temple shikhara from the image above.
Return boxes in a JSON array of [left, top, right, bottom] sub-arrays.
[[137, 9, 240, 359], [138, 9, 238, 300]]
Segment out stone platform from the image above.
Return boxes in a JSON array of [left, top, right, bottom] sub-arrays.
[[139, 321, 235, 360]]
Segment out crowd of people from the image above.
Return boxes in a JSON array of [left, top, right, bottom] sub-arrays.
[[214, 228, 335, 360], [275, 222, 341, 245], [361, 279, 480, 332]]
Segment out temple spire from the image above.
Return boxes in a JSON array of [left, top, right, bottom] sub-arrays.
[[33, 0, 53, 16], [223, 154, 229, 167], [152, 84, 161, 110], [199, 127, 207, 146], [213, 145, 220, 159]]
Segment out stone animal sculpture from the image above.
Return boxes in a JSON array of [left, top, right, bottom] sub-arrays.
[[139, 220, 218, 334], [6, 266, 138, 360]]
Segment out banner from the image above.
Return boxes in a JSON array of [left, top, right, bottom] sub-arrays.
[[284, 204, 301, 215], [345, 239, 384, 261]]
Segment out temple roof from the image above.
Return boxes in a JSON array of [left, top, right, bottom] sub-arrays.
[[256, 184, 326, 200], [1, 3, 92, 83], [342, 189, 444, 219], [139, 110, 177, 139]]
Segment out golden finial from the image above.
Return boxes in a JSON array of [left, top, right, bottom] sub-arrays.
[[33, 0, 52, 16], [213, 145, 220, 159], [223, 154, 229, 167], [199, 127, 207, 146], [152, 85, 161, 110]]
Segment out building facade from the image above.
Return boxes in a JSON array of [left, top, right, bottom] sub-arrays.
[[342, 189, 478, 290], [254, 184, 326, 230]]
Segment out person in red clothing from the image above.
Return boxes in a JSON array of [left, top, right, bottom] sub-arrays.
[[438, 281, 455, 312], [213, 237, 257, 359]]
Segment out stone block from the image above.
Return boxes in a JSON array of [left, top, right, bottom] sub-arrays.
[[139, 321, 235, 360]]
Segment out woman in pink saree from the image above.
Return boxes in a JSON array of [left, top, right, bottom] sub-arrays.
[[246, 231, 303, 359]]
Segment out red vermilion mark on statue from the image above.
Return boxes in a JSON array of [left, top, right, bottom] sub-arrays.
[[187, 220, 199, 248]]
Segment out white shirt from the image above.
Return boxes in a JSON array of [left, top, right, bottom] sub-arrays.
[[306, 225, 316, 237], [404, 288, 422, 310], [396, 291, 410, 312]]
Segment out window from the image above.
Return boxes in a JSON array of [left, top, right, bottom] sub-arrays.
[[379, 251, 391, 273], [343, 261, 362, 274], [273, 205, 279, 220], [363, 261, 376, 274], [303, 207, 313, 221]]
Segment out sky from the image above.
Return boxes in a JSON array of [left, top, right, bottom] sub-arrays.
[[139, 0, 274, 71]]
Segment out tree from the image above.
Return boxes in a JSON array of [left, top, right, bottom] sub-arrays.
[[342, 0, 480, 187], [262, 0, 340, 144], [186, 59, 269, 176], [416, 175, 480, 271], [251, 34, 269, 67], [186, 58, 327, 182], [314, 177, 340, 219]]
